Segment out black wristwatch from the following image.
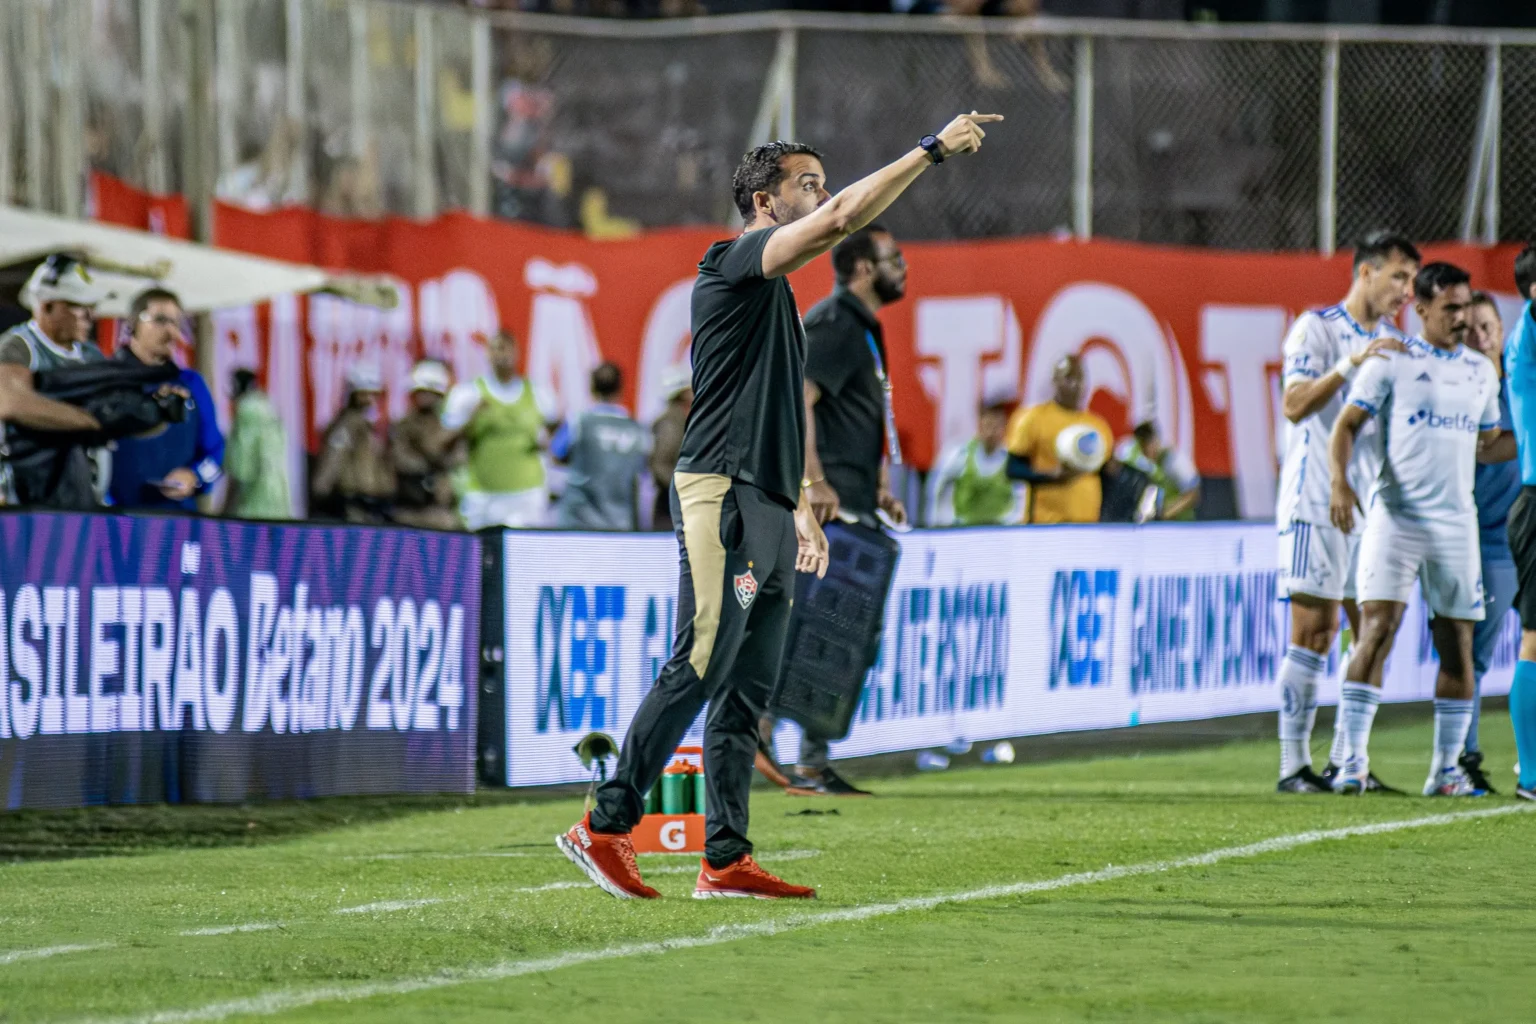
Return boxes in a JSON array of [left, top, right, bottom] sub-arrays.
[[919, 134, 944, 164]]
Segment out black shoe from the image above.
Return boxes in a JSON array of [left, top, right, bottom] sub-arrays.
[[1277, 766, 1333, 793], [1458, 750, 1498, 795], [1516, 784, 1536, 802], [790, 765, 874, 797], [1364, 772, 1406, 795], [1322, 762, 1405, 794]]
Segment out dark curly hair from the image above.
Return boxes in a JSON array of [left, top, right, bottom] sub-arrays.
[[731, 141, 824, 221]]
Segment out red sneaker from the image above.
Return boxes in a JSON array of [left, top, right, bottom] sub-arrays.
[[556, 814, 661, 899], [693, 855, 816, 900]]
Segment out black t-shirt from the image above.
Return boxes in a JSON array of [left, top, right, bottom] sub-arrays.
[[676, 227, 806, 508], [804, 288, 886, 517]]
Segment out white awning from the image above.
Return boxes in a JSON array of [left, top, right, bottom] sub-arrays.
[[0, 204, 396, 317]]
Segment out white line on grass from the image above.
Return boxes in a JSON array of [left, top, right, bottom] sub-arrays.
[[513, 881, 590, 893], [80, 804, 1536, 1024], [0, 943, 111, 965], [344, 851, 554, 862], [333, 899, 444, 915], [179, 924, 282, 937]]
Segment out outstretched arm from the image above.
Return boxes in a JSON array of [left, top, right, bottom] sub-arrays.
[[760, 112, 1003, 279]]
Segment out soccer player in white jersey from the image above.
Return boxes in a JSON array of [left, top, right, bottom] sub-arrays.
[[1273, 231, 1418, 794], [1328, 262, 1502, 796]]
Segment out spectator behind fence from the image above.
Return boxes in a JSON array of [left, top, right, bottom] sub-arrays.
[[552, 361, 650, 531], [928, 398, 1021, 526], [648, 366, 692, 532], [222, 368, 292, 519], [441, 330, 555, 529], [1115, 418, 1201, 521], [0, 256, 108, 508], [107, 288, 224, 511], [312, 363, 395, 523], [391, 360, 464, 531]]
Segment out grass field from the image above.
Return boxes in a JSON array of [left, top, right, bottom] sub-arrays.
[[3, 714, 1535, 1024]]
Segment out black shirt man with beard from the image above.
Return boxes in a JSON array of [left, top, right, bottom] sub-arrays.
[[558, 112, 1003, 902], [766, 225, 910, 796]]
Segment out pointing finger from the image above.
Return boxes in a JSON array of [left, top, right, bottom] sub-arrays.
[[966, 113, 1006, 123]]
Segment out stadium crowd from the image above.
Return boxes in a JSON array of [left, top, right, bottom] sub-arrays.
[[0, 247, 1194, 532]]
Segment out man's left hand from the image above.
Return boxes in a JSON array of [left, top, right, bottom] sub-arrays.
[[160, 468, 198, 501], [794, 500, 829, 578], [877, 488, 907, 526]]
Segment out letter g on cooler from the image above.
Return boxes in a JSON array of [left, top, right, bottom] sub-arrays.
[[660, 819, 688, 851]]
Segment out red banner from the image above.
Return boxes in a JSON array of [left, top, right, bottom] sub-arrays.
[[91, 173, 1527, 518]]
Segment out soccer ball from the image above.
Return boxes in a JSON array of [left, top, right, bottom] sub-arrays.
[[1055, 425, 1107, 473]]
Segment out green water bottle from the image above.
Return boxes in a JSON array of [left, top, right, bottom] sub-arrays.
[[643, 785, 661, 814], [693, 770, 707, 815], [661, 771, 691, 814]]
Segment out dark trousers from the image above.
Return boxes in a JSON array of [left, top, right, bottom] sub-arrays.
[[590, 473, 796, 867]]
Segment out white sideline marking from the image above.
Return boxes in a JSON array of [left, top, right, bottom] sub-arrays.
[[79, 804, 1536, 1024], [179, 924, 281, 937], [345, 851, 552, 862], [513, 881, 590, 893], [0, 943, 110, 965], [333, 899, 444, 915]]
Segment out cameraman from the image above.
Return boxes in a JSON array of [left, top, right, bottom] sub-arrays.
[[107, 288, 224, 511], [0, 257, 107, 507]]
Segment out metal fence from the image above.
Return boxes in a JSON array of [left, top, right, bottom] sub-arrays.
[[3, 1, 1533, 250]]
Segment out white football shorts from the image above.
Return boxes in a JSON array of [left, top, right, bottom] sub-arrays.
[[1277, 519, 1359, 602], [1355, 508, 1484, 620]]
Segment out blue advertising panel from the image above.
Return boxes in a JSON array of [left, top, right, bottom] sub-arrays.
[[0, 512, 479, 808], [498, 523, 1518, 786]]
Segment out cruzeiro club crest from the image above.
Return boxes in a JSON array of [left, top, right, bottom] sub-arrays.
[[733, 568, 758, 610]]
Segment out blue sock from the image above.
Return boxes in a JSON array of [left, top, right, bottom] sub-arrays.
[[1466, 676, 1482, 754], [1511, 661, 1536, 790]]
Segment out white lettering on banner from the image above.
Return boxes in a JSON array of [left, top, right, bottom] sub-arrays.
[[120, 588, 144, 731], [211, 305, 261, 433], [636, 278, 695, 425], [174, 588, 207, 730], [0, 573, 465, 740], [1200, 305, 1288, 519], [144, 588, 175, 730], [1026, 283, 1194, 460], [524, 259, 602, 423], [89, 588, 122, 732], [500, 525, 1511, 787], [307, 279, 416, 429], [418, 269, 497, 386], [205, 588, 240, 734], [915, 297, 1016, 457]]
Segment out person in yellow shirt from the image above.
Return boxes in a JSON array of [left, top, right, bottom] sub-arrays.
[[1005, 354, 1113, 524]]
